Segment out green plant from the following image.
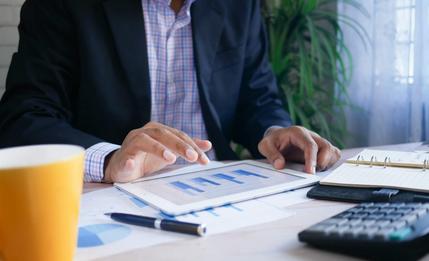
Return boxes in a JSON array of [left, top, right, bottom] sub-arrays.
[[263, 0, 369, 148]]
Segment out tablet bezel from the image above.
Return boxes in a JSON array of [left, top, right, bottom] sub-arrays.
[[115, 160, 319, 216]]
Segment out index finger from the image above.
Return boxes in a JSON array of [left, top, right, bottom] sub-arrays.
[[288, 129, 318, 174], [165, 127, 210, 165]]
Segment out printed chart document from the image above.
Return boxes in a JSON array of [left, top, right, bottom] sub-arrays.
[[75, 187, 295, 260], [75, 162, 314, 260]]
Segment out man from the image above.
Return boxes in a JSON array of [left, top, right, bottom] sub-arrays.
[[0, 0, 340, 183]]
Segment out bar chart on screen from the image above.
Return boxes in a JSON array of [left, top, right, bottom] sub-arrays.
[[152, 166, 298, 201], [168, 169, 270, 195]]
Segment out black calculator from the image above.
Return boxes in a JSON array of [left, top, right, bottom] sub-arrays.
[[298, 202, 429, 260]]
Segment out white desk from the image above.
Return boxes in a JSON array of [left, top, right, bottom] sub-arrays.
[[83, 142, 429, 261]]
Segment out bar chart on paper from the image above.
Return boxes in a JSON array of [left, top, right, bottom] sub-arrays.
[[76, 186, 295, 260], [132, 163, 303, 205], [78, 224, 131, 248]]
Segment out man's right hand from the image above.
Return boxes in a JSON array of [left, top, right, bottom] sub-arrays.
[[103, 122, 212, 183]]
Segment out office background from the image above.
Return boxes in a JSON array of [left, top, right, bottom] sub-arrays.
[[0, 0, 21, 98], [0, 0, 428, 149], [342, 0, 429, 148]]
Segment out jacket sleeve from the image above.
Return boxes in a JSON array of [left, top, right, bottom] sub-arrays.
[[232, 0, 292, 157], [0, 0, 103, 148]]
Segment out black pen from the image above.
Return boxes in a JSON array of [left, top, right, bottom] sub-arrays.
[[105, 212, 207, 236]]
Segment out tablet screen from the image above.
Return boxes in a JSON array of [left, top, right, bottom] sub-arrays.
[[130, 163, 304, 205]]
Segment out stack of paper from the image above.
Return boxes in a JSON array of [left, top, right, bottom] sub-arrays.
[[75, 162, 313, 260]]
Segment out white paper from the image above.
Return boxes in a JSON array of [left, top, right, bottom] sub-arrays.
[[75, 188, 295, 260], [321, 163, 429, 193], [76, 187, 186, 260], [257, 186, 313, 209]]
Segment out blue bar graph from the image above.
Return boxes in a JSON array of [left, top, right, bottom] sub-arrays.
[[170, 181, 205, 195], [191, 177, 221, 186], [206, 208, 220, 217], [233, 169, 269, 179], [223, 203, 243, 212], [129, 197, 148, 208], [212, 173, 244, 184], [159, 212, 177, 220]]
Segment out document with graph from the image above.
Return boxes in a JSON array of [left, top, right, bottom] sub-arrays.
[[115, 160, 319, 215], [320, 149, 429, 193]]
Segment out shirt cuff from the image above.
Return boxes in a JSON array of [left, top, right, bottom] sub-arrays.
[[84, 142, 121, 182], [264, 125, 284, 137]]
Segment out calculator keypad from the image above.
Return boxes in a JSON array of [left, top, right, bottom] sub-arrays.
[[305, 202, 429, 241]]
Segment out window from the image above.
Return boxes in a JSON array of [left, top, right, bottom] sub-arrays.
[[394, 0, 416, 85]]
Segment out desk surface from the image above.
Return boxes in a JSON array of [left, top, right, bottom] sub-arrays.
[[83, 142, 429, 261]]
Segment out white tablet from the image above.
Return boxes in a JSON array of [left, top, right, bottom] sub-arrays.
[[115, 160, 319, 216]]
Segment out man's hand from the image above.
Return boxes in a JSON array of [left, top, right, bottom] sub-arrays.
[[104, 122, 212, 183], [258, 126, 340, 174]]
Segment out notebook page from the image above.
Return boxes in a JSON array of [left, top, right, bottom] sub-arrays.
[[320, 163, 429, 193], [347, 149, 429, 166]]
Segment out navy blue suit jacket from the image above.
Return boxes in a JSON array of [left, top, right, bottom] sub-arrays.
[[0, 0, 291, 160]]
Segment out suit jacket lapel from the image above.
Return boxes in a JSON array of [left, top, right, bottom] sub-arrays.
[[192, 1, 237, 159], [191, 0, 225, 128], [103, 0, 151, 120]]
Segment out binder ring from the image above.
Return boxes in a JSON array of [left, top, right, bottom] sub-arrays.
[[370, 156, 377, 167], [383, 157, 391, 168], [356, 155, 363, 166]]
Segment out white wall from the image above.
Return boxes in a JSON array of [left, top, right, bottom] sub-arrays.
[[0, 0, 23, 97]]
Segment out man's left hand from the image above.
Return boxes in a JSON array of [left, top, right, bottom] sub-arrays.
[[258, 126, 341, 174]]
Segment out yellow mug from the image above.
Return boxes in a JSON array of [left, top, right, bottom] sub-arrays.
[[0, 145, 85, 261]]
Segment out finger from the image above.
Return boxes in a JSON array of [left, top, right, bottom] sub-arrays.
[[118, 135, 176, 182], [193, 138, 212, 152], [310, 135, 332, 171], [106, 155, 139, 183], [328, 146, 341, 168], [126, 133, 177, 164], [115, 158, 139, 183], [124, 158, 136, 172], [143, 123, 209, 164], [258, 138, 285, 169], [288, 130, 318, 174], [316, 146, 332, 171], [165, 127, 210, 164], [145, 128, 200, 163], [312, 135, 341, 171]]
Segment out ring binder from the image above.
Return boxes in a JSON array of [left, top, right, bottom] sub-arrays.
[[384, 157, 391, 168], [356, 155, 363, 166], [331, 149, 429, 194], [370, 156, 377, 167], [345, 149, 429, 170]]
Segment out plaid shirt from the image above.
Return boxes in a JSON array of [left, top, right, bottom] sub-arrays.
[[84, 0, 214, 182]]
